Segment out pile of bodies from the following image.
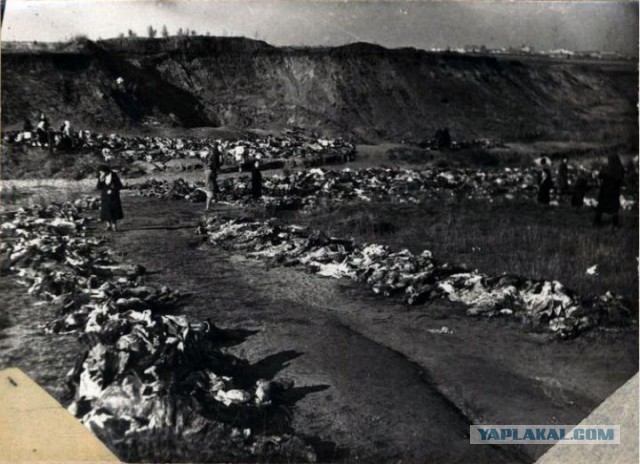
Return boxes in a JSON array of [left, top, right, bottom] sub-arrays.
[[136, 166, 637, 212], [3, 129, 356, 168], [133, 166, 568, 208], [0, 201, 316, 462], [197, 216, 632, 338], [134, 166, 540, 206]]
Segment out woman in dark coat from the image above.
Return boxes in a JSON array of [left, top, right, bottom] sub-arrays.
[[557, 157, 569, 195], [594, 154, 624, 227], [97, 165, 124, 231], [537, 158, 553, 205], [251, 160, 262, 200]]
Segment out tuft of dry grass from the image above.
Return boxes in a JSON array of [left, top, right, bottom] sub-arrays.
[[282, 198, 639, 306]]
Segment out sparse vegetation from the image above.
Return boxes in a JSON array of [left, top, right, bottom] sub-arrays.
[[0, 311, 9, 331], [282, 199, 639, 305]]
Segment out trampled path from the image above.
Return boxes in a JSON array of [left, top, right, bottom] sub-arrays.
[[102, 194, 637, 463]]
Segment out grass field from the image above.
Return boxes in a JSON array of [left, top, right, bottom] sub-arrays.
[[1, 174, 637, 463], [3, 174, 637, 306], [278, 197, 639, 307]]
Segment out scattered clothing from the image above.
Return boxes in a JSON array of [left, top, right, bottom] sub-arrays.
[[0, 201, 314, 463], [198, 215, 633, 338]]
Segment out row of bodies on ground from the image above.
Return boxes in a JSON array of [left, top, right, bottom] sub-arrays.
[[133, 165, 638, 213], [3, 126, 508, 170], [196, 213, 633, 338], [133, 163, 636, 337], [3, 127, 357, 168], [0, 199, 318, 462], [0, 190, 635, 459]]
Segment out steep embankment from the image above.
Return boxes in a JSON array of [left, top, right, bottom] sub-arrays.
[[2, 37, 637, 143], [1, 42, 212, 130]]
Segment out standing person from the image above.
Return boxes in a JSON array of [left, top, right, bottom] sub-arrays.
[[625, 156, 639, 204], [204, 142, 223, 211], [96, 165, 124, 231], [537, 158, 553, 205], [594, 154, 625, 227], [19, 118, 34, 143], [36, 113, 49, 146], [251, 160, 263, 200], [59, 120, 73, 151], [233, 145, 246, 172], [571, 173, 589, 208], [557, 157, 569, 196], [23, 118, 33, 133]]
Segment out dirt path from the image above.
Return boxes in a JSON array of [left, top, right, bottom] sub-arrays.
[[2, 190, 634, 462], [106, 195, 518, 462], [100, 194, 637, 462], [0, 277, 81, 404]]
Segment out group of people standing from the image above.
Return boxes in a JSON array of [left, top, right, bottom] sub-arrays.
[[21, 113, 74, 152], [95, 142, 264, 231], [203, 141, 262, 211], [95, 145, 633, 232], [536, 153, 629, 227]]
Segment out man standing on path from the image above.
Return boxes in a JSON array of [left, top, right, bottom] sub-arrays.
[[557, 157, 569, 196], [204, 141, 224, 211], [594, 154, 625, 227], [537, 158, 553, 205], [251, 159, 263, 200]]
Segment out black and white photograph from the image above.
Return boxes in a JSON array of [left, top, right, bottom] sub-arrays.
[[0, 0, 638, 462]]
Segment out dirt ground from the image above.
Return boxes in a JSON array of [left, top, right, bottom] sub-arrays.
[[0, 277, 80, 404], [49, 193, 633, 462], [0, 168, 637, 462]]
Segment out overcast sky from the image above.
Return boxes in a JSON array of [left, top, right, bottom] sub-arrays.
[[2, 0, 638, 55]]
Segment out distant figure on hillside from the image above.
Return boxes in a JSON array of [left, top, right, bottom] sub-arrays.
[[625, 156, 639, 202], [16, 118, 34, 143], [435, 127, 451, 150], [537, 158, 553, 204], [571, 173, 589, 208], [58, 120, 73, 151], [36, 113, 49, 146], [204, 142, 224, 210], [594, 154, 624, 227], [97, 165, 124, 231], [23, 118, 33, 133], [251, 160, 263, 200], [61, 120, 72, 138], [557, 157, 569, 195]]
